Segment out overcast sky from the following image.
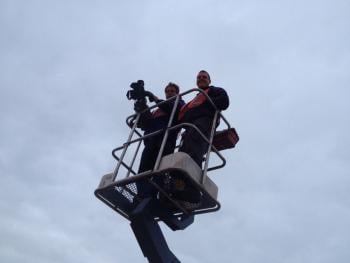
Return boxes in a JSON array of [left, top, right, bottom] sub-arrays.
[[1, 0, 350, 262]]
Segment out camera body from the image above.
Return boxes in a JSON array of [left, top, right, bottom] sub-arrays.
[[127, 80, 146, 101], [127, 80, 156, 102], [127, 80, 157, 113]]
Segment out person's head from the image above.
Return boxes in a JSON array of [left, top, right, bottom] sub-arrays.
[[196, 70, 211, 89], [165, 82, 180, 99]]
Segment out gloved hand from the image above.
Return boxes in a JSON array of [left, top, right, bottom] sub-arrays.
[[145, 91, 159, 102]]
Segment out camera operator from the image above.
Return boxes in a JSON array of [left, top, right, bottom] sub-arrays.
[[128, 81, 185, 198]]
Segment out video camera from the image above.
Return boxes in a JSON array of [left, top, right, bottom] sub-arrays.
[[127, 80, 157, 113], [126, 80, 156, 102]]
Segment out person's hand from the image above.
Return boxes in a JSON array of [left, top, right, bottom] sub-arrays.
[[145, 91, 158, 102]]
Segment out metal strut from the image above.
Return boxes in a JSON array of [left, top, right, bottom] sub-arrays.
[[129, 198, 188, 263]]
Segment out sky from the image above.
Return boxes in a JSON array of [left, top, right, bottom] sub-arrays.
[[1, 0, 350, 262]]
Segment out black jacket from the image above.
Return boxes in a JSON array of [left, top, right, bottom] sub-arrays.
[[138, 98, 185, 146], [180, 86, 229, 123]]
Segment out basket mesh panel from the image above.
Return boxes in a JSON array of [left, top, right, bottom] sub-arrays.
[[106, 172, 215, 214], [115, 182, 138, 203]]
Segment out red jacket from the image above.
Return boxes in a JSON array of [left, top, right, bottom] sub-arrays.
[[178, 86, 229, 122]]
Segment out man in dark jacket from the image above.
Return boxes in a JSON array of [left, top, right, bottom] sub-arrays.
[[136, 82, 185, 197], [179, 70, 229, 166], [174, 70, 229, 205]]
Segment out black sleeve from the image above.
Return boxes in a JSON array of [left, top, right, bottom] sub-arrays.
[[208, 87, 229, 110], [137, 110, 152, 130], [155, 99, 167, 113], [157, 98, 184, 114]]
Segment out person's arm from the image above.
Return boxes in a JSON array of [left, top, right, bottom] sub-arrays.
[[157, 99, 173, 114], [145, 91, 174, 114], [208, 87, 229, 110], [158, 97, 185, 115], [146, 90, 182, 114]]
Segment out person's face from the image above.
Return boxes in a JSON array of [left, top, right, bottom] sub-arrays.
[[196, 72, 211, 89], [165, 86, 178, 99]]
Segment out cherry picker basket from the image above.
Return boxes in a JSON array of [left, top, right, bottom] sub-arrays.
[[94, 88, 239, 221]]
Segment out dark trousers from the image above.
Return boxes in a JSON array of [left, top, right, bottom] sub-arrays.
[[136, 135, 175, 197], [179, 116, 213, 167], [167, 116, 214, 203], [138, 135, 175, 173], [138, 142, 161, 174]]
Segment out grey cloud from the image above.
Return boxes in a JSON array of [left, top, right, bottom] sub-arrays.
[[1, 0, 350, 262]]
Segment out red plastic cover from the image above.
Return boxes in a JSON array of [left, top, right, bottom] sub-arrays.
[[212, 128, 239, 151]]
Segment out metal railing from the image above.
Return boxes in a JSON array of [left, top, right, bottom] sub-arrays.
[[111, 88, 231, 183]]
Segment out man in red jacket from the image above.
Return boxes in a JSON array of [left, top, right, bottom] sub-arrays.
[[174, 70, 229, 205], [179, 70, 229, 166]]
